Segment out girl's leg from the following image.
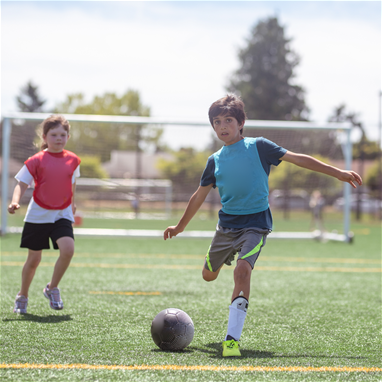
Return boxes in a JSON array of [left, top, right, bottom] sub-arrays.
[[49, 236, 74, 288], [19, 249, 42, 298]]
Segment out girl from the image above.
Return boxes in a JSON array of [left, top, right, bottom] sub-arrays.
[[8, 115, 81, 313]]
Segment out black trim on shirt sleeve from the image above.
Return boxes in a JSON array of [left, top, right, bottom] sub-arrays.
[[200, 155, 216, 188], [256, 137, 287, 175]]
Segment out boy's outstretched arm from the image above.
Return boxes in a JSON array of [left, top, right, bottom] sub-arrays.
[[280, 151, 362, 188], [164, 184, 213, 240]]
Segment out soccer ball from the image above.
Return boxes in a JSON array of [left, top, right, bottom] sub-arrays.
[[151, 308, 194, 350]]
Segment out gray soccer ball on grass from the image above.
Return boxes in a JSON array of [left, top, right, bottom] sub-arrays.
[[151, 308, 194, 350]]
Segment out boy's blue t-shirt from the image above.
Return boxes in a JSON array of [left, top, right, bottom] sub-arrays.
[[200, 137, 287, 229]]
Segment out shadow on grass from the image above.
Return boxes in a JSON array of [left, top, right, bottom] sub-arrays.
[[151, 348, 195, 354], [3, 314, 73, 323], [202, 343, 366, 360], [202, 342, 273, 359]]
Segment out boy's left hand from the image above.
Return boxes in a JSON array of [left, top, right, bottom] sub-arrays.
[[337, 170, 362, 188]]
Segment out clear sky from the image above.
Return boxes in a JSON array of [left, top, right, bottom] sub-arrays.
[[1, 1, 381, 150]]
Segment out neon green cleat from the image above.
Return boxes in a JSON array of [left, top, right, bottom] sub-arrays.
[[222, 339, 241, 357]]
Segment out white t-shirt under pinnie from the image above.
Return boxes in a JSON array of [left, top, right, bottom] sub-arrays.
[[15, 165, 80, 224]]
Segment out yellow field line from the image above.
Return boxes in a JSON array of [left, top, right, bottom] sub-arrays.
[[0, 363, 381, 373], [255, 266, 381, 273], [1, 261, 380, 273], [89, 291, 161, 295], [0, 262, 201, 270], [264, 256, 381, 264], [2, 252, 380, 264]]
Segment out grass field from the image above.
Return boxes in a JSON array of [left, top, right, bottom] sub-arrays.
[[1, 216, 381, 381]]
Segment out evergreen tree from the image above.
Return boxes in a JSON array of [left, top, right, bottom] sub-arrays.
[[16, 81, 46, 112], [10, 81, 46, 162], [224, 16, 344, 161], [228, 16, 309, 121]]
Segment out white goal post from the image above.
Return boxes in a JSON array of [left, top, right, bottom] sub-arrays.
[[1, 112, 353, 242]]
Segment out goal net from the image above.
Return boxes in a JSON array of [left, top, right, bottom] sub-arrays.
[[1, 112, 353, 242]]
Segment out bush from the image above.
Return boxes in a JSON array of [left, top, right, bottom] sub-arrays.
[[79, 155, 108, 178], [365, 159, 382, 197]]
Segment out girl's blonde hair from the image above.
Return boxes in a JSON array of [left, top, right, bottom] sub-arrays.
[[39, 115, 70, 150]]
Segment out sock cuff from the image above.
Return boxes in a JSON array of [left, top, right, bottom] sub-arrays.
[[232, 295, 248, 304], [231, 296, 248, 312]]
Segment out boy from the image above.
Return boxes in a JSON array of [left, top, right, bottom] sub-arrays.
[[163, 94, 362, 357]]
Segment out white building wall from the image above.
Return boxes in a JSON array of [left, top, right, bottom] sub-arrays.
[[102, 151, 174, 179]]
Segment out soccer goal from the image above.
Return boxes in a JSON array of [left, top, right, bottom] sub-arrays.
[[1, 112, 353, 242]]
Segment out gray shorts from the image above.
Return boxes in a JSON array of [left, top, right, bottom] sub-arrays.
[[204, 225, 270, 272]]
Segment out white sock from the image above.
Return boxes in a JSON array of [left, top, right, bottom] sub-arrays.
[[225, 296, 248, 341]]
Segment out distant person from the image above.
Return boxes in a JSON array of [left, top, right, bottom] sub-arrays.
[[309, 190, 325, 232], [131, 194, 140, 217], [8, 115, 81, 314], [163, 94, 362, 357]]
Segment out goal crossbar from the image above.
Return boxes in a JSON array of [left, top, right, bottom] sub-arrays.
[[2, 111, 351, 130]]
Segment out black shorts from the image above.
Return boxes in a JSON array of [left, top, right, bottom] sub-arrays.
[[20, 219, 74, 251]]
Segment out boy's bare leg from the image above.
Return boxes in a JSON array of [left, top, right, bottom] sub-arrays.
[[19, 249, 42, 297], [222, 259, 252, 352], [49, 236, 74, 289], [231, 259, 252, 301], [202, 263, 223, 282]]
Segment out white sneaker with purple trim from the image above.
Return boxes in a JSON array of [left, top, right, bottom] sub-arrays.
[[14, 294, 28, 314], [43, 284, 64, 310]]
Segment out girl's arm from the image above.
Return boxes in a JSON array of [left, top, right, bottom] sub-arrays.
[[72, 181, 77, 215], [8, 181, 29, 214], [280, 151, 363, 188], [164, 184, 213, 240]]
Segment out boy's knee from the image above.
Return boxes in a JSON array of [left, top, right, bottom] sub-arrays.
[[202, 268, 218, 282], [234, 261, 252, 281], [203, 275, 216, 282]]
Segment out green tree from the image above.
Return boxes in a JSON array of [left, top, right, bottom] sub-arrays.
[[353, 138, 381, 160], [228, 16, 309, 121], [16, 81, 46, 112], [157, 148, 210, 199], [327, 104, 381, 160], [365, 159, 382, 198], [225, 15, 344, 170], [328, 104, 380, 220], [269, 154, 339, 195], [78, 155, 108, 178], [55, 90, 164, 162]]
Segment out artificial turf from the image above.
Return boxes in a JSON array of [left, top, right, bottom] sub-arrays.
[[1, 218, 381, 381]]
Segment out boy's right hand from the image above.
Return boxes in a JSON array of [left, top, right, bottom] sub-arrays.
[[164, 226, 183, 240], [8, 203, 20, 214]]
